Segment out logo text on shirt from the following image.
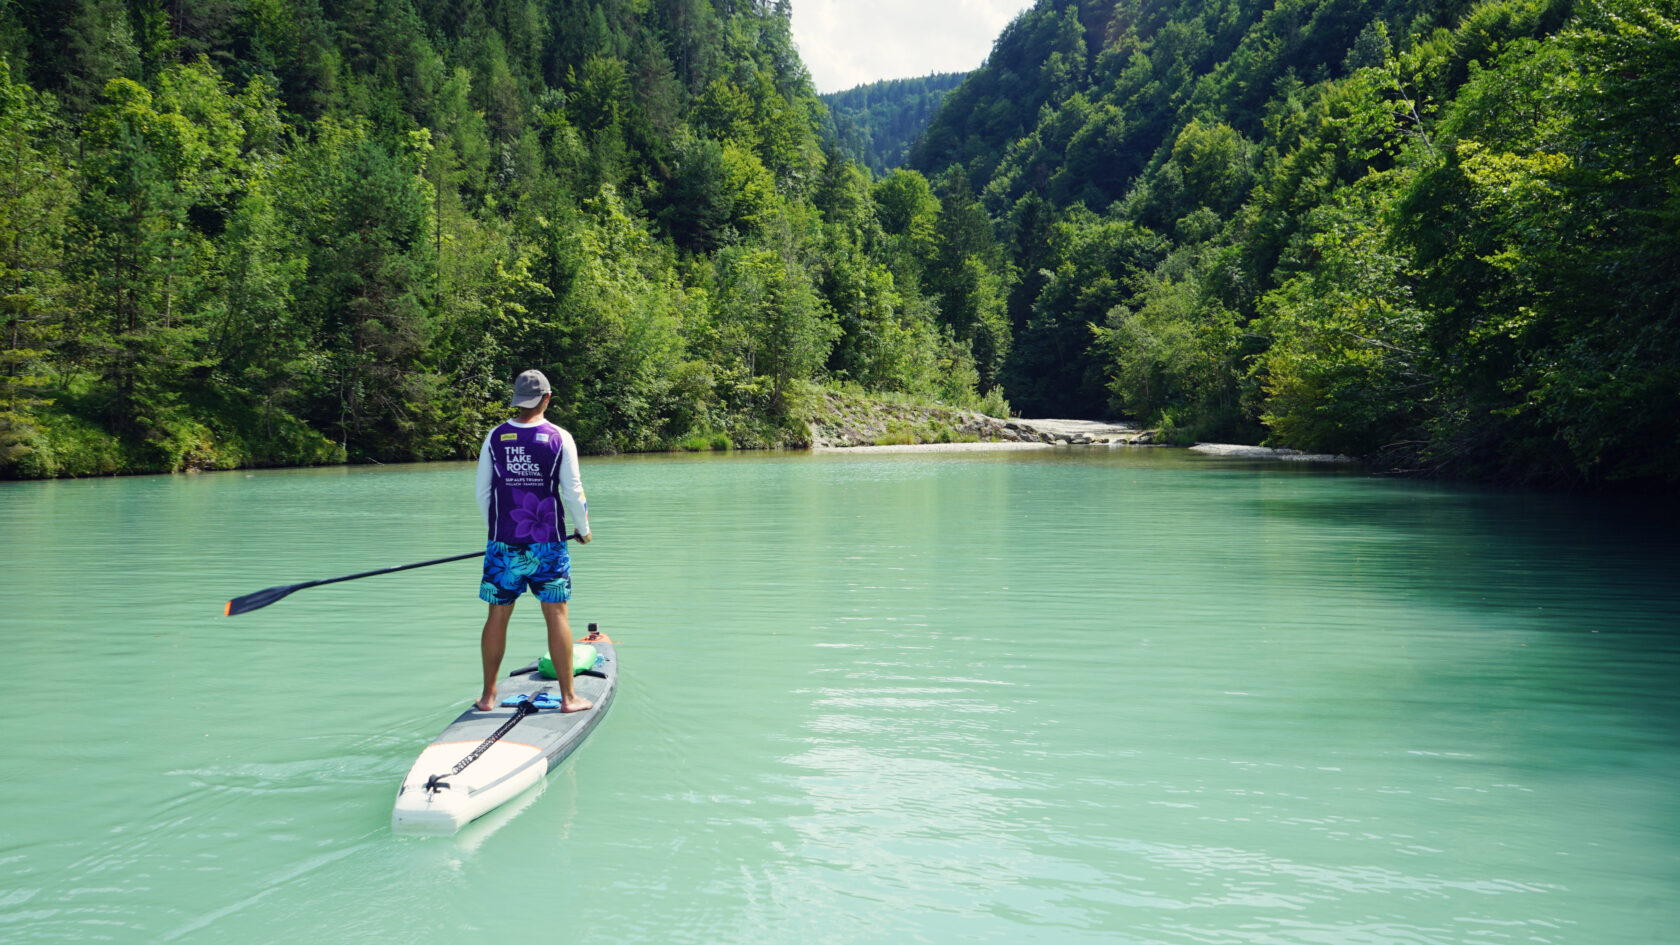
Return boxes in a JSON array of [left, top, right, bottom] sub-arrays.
[[503, 445, 542, 477]]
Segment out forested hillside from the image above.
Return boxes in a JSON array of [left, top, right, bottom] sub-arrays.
[[913, 0, 1678, 487], [0, 0, 1008, 478], [822, 72, 966, 174]]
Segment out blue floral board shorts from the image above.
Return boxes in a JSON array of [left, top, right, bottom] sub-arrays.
[[480, 540, 571, 605]]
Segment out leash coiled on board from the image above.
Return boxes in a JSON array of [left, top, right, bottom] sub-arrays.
[[424, 699, 538, 794]]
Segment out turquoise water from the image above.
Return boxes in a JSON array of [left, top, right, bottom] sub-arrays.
[[1, 448, 1677, 944]]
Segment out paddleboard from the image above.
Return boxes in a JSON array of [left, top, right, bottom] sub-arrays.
[[391, 626, 617, 834]]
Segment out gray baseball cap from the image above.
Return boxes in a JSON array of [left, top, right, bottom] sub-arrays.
[[512, 370, 551, 408]]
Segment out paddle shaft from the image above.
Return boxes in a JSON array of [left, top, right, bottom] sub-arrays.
[[296, 550, 484, 590], [225, 535, 581, 616]]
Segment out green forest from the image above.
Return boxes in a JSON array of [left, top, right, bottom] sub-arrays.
[[914, 0, 1678, 487], [0, 0, 1008, 478], [822, 71, 967, 174], [1, 0, 1675, 488]]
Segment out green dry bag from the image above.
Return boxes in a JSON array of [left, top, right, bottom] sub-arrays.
[[538, 644, 599, 679]]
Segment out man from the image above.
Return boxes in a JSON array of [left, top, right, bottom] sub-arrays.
[[473, 369, 593, 713]]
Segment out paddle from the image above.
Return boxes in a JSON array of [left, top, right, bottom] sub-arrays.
[[224, 551, 481, 616], [224, 534, 583, 616]]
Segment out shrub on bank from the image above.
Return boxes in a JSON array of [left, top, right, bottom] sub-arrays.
[[0, 408, 128, 478], [672, 430, 732, 451]]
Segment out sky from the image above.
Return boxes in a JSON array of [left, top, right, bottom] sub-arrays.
[[789, 0, 1039, 94]]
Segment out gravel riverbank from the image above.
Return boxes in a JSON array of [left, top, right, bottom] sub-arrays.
[[806, 392, 1352, 463], [806, 391, 1155, 449], [1188, 443, 1355, 463]]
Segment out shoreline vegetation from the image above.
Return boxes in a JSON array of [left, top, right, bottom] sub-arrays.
[[0, 383, 1166, 479], [9, 377, 1348, 477]]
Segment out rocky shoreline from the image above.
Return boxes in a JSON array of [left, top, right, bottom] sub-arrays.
[[805, 391, 1157, 449], [803, 392, 1354, 463], [1188, 443, 1355, 463]]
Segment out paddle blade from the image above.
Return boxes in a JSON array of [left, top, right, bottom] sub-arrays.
[[225, 583, 301, 616]]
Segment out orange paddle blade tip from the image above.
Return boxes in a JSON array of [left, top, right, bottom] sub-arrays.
[[223, 600, 232, 616]]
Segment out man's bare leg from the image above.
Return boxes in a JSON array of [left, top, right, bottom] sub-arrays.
[[476, 603, 515, 711], [540, 599, 593, 713]]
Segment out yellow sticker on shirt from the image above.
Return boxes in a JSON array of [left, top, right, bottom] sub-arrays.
[[500, 433, 518, 441]]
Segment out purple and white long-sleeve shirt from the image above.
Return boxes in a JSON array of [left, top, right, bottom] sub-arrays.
[[475, 419, 589, 544]]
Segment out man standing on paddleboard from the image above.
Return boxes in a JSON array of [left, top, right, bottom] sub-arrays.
[[474, 369, 593, 713]]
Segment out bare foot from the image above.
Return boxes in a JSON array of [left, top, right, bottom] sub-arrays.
[[561, 696, 593, 713], [475, 693, 496, 712]]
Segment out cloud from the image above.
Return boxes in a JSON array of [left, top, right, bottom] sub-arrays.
[[790, 0, 1036, 93]]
